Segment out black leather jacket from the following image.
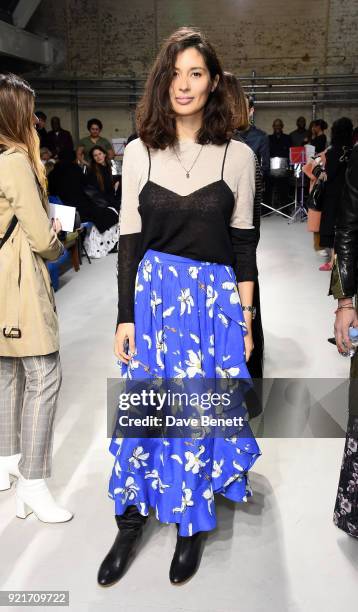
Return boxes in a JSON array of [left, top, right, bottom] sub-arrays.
[[329, 145, 358, 299]]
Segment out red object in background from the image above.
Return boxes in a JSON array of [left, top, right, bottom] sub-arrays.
[[290, 146, 306, 164]]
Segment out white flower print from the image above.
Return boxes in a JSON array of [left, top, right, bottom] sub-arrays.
[[144, 469, 170, 493], [206, 285, 218, 317], [216, 365, 241, 378], [190, 333, 200, 344], [170, 454, 184, 464], [178, 288, 194, 315], [221, 280, 240, 304], [173, 364, 186, 378], [208, 334, 215, 356], [114, 459, 122, 476], [209, 273, 215, 282], [168, 265, 178, 277], [163, 306, 175, 318], [135, 276, 144, 294], [203, 486, 214, 515], [212, 458, 224, 478], [185, 349, 205, 377], [173, 481, 194, 514], [142, 334, 152, 349], [115, 476, 140, 503], [223, 472, 243, 488], [139, 502, 148, 516], [188, 266, 199, 279], [348, 438, 358, 453], [129, 446, 150, 469], [184, 445, 208, 474], [340, 497, 352, 513], [142, 260, 152, 281], [218, 312, 229, 327], [150, 290, 162, 316], [155, 329, 168, 369], [233, 460, 244, 472]]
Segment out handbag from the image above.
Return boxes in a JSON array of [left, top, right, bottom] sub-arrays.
[[306, 178, 325, 211]]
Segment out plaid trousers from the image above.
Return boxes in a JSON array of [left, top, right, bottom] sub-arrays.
[[0, 352, 62, 478]]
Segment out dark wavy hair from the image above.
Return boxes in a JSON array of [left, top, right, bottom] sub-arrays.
[[331, 117, 353, 147], [87, 118, 103, 131], [89, 145, 111, 192], [313, 119, 328, 132], [136, 27, 234, 149]]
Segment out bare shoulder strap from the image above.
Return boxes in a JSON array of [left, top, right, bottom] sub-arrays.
[[221, 140, 231, 179]]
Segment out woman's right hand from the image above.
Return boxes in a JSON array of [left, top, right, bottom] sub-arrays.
[[115, 323, 136, 363], [334, 307, 358, 354]]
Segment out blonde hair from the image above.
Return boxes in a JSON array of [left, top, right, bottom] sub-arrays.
[[0, 73, 48, 209]]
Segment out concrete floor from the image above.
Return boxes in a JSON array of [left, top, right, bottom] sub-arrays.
[[0, 216, 356, 612]]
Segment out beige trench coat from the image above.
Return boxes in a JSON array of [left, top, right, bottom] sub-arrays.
[[0, 148, 64, 357]]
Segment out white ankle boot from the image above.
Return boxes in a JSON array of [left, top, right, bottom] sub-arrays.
[[16, 476, 73, 523], [0, 454, 21, 491]]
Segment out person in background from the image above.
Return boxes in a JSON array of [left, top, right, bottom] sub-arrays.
[[224, 72, 265, 404], [268, 119, 291, 207], [311, 119, 328, 153], [126, 131, 138, 145], [269, 118, 291, 159], [290, 116, 309, 147], [329, 143, 358, 539], [47, 116, 74, 158], [316, 117, 353, 271], [49, 149, 118, 258], [87, 146, 121, 211], [35, 111, 49, 148], [238, 95, 270, 177], [40, 147, 56, 178], [352, 127, 358, 146], [40, 147, 55, 165], [76, 118, 115, 165], [0, 73, 73, 524]]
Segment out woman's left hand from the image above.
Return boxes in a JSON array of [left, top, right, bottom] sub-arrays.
[[244, 330, 254, 362]]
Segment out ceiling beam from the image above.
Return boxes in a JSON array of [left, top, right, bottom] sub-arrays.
[[12, 0, 42, 29], [0, 19, 53, 65]]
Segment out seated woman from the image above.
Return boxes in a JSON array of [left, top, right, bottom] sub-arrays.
[[48, 149, 118, 258], [87, 146, 121, 211]]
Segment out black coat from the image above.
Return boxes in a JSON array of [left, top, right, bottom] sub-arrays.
[[329, 145, 358, 298], [48, 161, 118, 233], [319, 146, 351, 247]]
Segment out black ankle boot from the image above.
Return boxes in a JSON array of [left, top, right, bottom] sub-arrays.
[[169, 528, 204, 585], [97, 505, 148, 587]]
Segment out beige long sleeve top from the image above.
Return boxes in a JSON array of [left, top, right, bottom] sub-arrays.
[[117, 137, 257, 323]]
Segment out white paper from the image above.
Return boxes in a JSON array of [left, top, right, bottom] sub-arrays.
[[112, 138, 127, 155], [49, 203, 76, 232], [305, 144, 316, 160]]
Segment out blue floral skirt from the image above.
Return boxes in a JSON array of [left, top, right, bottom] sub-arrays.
[[108, 249, 262, 535]]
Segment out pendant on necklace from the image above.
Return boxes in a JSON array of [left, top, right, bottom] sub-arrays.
[[186, 172, 190, 178]]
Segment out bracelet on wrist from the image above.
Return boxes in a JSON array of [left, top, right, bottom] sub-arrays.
[[242, 305, 256, 320], [335, 305, 356, 314]]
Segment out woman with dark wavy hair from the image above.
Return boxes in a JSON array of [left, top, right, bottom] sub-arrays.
[[98, 27, 261, 587]]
